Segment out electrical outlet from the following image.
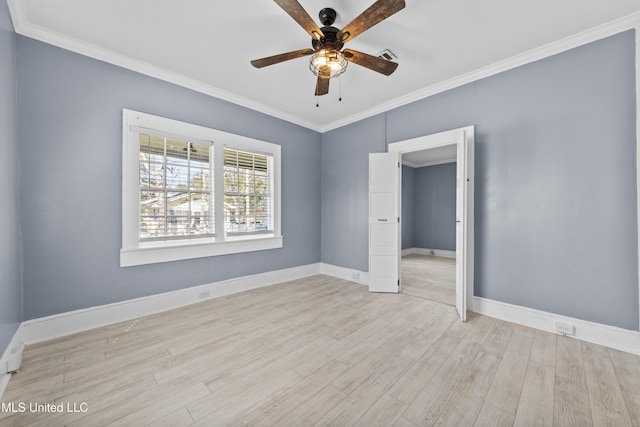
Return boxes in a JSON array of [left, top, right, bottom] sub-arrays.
[[352, 272, 360, 280], [199, 290, 210, 299], [5, 344, 24, 373], [555, 322, 575, 336]]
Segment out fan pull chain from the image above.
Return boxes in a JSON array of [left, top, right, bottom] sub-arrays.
[[339, 75, 342, 102], [316, 95, 319, 107]]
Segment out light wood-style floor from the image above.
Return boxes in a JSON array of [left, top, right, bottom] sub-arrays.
[[2, 275, 640, 426], [402, 254, 456, 306]]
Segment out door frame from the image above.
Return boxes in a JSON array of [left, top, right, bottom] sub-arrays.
[[388, 126, 475, 318]]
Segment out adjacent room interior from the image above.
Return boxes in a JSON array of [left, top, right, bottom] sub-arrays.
[[401, 147, 457, 306], [2, 0, 640, 425]]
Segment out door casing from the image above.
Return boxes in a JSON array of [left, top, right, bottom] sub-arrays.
[[387, 126, 475, 320]]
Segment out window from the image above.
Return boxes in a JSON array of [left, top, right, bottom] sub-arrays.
[[224, 149, 274, 236], [139, 135, 213, 241], [121, 109, 282, 267]]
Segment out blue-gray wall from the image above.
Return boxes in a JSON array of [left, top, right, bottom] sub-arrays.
[[322, 31, 638, 330], [17, 36, 321, 320], [0, 2, 22, 355], [413, 163, 456, 251], [321, 115, 386, 269], [2, 16, 638, 346], [401, 165, 415, 250]]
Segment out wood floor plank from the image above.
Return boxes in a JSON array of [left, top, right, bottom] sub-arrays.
[[582, 342, 633, 426], [153, 335, 266, 385], [394, 416, 419, 427], [105, 382, 210, 427], [474, 403, 516, 427], [188, 369, 303, 425], [231, 360, 349, 427], [554, 336, 593, 427], [315, 358, 410, 426], [275, 384, 347, 426], [64, 376, 209, 427], [554, 374, 594, 427], [146, 407, 194, 427], [12, 375, 160, 427], [387, 311, 475, 404], [3, 273, 640, 427], [556, 335, 588, 386], [483, 324, 535, 415], [529, 329, 557, 368], [402, 315, 497, 426], [609, 347, 640, 426], [433, 350, 501, 427], [402, 254, 455, 306], [354, 393, 408, 427], [513, 361, 555, 427]]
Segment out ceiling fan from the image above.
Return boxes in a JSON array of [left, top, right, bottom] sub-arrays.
[[250, 0, 406, 97]]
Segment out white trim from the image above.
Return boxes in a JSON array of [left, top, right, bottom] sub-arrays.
[[320, 263, 369, 286], [471, 296, 640, 356], [121, 109, 283, 267], [19, 263, 321, 345], [320, 12, 640, 132], [120, 236, 284, 267], [635, 25, 640, 331], [402, 247, 456, 259], [0, 326, 25, 400], [389, 128, 466, 154], [402, 158, 456, 169], [321, 260, 640, 356], [389, 126, 475, 320], [7, 0, 639, 133], [6, 0, 320, 132]]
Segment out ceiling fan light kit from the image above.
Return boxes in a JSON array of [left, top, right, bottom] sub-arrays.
[[251, 0, 406, 98], [309, 49, 348, 78]]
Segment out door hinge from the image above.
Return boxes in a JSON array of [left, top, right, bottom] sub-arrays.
[[398, 162, 400, 168], [397, 217, 400, 223]]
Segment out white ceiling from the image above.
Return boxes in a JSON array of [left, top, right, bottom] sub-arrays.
[[8, 0, 640, 132], [403, 145, 457, 167]]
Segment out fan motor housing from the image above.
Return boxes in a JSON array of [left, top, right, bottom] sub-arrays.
[[312, 8, 344, 51], [312, 26, 344, 51]]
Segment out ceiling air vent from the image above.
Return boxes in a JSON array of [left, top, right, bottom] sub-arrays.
[[377, 49, 398, 61]]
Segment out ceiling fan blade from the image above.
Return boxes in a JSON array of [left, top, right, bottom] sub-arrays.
[[315, 76, 330, 96], [274, 0, 324, 40], [343, 49, 398, 76], [251, 48, 315, 68], [337, 0, 405, 43]]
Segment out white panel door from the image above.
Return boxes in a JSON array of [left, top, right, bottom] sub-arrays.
[[455, 131, 474, 321], [369, 152, 400, 293]]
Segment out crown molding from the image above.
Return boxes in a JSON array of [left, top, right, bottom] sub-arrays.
[[6, 0, 323, 132], [319, 11, 640, 133], [7, 0, 640, 133]]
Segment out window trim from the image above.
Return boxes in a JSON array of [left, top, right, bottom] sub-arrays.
[[121, 109, 282, 267]]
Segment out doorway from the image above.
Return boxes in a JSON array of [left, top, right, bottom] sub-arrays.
[[400, 145, 457, 305], [369, 126, 474, 321]]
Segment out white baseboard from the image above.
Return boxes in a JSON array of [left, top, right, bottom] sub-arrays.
[[471, 296, 640, 356], [20, 263, 322, 345], [402, 247, 456, 259], [320, 263, 369, 285], [0, 325, 26, 400], [5, 260, 639, 402]]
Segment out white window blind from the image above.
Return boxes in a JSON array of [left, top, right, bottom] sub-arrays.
[[138, 133, 213, 241], [122, 109, 282, 266], [223, 148, 274, 235]]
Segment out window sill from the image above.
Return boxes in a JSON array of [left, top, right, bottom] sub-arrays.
[[120, 235, 283, 267]]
